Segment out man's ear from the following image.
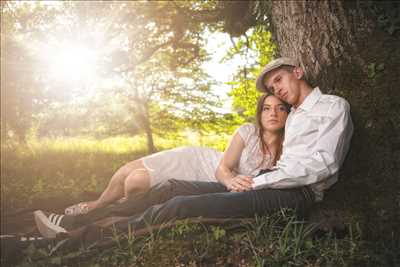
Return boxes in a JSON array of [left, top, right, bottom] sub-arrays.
[[293, 67, 304, 80]]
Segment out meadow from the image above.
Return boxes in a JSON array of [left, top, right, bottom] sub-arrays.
[[1, 134, 228, 210], [1, 135, 398, 266]]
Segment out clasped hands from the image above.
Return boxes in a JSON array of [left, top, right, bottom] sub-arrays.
[[226, 175, 254, 192]]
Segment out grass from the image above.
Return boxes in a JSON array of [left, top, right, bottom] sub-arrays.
[[1, 133, 229, 210], [1, 135, 399, 266], [12, 211, 398, 266]]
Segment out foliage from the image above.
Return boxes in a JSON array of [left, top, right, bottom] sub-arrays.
[[225, 26, 276, 120], [1, 1, 278, 150], [1, 2, 63, 142], [1, 1, 224, 150]]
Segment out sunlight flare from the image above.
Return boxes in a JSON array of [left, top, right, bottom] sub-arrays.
[[47, 43, 98, 83]]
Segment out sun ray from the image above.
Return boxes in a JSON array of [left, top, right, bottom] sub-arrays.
[[48, 42, 98, 83]]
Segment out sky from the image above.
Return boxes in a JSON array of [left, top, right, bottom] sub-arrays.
[[201, 31, 253, 113], [203, 32, 256, 113]]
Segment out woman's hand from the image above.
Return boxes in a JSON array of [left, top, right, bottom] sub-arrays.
[[226, 175, 253, 192]]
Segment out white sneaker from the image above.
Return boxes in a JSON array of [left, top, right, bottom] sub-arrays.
[[34, 210, 67, 239]]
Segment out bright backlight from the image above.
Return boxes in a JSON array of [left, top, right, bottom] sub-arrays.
[[48, 43, 98, 83]]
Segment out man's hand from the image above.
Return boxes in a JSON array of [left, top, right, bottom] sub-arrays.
[[226, 175, 253, 192]]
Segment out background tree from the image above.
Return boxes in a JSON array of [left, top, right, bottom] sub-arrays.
[[1, 2, 62, 143], [1, 1, 222, 152], [224, 26, 276, 120]]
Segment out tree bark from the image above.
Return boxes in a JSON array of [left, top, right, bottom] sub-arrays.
[[269, 0, 400, 240], [270, 1, 385, 87], [141, 101, 156, 154], [144, 120, 156, 154]]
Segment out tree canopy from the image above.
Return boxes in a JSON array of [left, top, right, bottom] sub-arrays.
[[1, 1, 238, 150]]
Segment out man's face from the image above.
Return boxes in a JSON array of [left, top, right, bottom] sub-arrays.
[[263, 67, 302, 107]]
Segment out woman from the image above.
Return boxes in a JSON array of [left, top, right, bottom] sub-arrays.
[[65, 94, 289, 215], [216, 93, 289, 192]]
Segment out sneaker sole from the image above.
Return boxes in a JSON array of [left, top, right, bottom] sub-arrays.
[[34, 210, 67, 239]]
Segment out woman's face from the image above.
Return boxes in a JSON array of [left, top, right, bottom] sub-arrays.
[[260, 95, 288, 132]]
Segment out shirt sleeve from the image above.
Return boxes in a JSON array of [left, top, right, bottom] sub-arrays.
[[252, 99, 353, 189], [236, 123, 256, 145]]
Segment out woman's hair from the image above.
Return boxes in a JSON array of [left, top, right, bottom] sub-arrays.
[[254, 93, 290, 168]]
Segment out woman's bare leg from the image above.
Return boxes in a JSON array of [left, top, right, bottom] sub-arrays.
[[86, 159, 149, 211], [123, 169, 151, 197]]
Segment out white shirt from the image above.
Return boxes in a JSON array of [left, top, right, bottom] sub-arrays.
[[236, 123, 273, 176], [252, 87, 354, 201]]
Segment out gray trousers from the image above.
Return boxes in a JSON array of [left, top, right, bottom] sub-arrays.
[[64, 179, 315, 231]]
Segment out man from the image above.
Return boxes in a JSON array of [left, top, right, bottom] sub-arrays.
[[34, 57, 353, 239], [252, 57, 353, 202]]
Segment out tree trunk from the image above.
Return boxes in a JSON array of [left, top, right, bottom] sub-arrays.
[[269, 0, 400, 240], [142, 102, 156, 154], [144, 120, 156, 154]]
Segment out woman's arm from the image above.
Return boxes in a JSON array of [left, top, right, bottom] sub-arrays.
[[216, 132, 253, 192]]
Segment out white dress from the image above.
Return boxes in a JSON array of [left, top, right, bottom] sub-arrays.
[[142, 123, 273, 186]]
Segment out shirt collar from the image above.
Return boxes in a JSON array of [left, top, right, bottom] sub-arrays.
[[292, 87, 322, 112]]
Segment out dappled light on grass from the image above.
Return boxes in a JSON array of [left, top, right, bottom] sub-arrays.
[[20, 133, 230, 155], [1, 134, 229, 211], [28, 136, 150, 155]]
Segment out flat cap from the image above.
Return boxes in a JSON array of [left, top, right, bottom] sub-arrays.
[[256, 57, 299, 92]]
